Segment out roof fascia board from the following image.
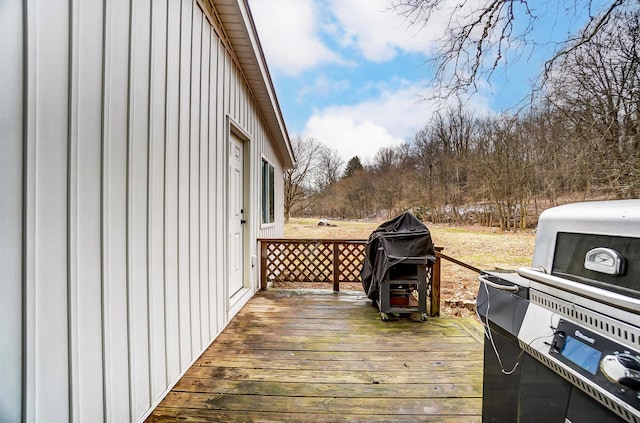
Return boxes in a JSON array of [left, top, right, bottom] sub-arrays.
[[198, 0, 295, 168]]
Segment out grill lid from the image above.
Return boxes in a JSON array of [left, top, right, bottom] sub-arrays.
[[552, 232, 640, 299], [531, 200, 640, 301]]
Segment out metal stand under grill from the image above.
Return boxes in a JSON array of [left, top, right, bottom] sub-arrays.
[[378, 258, 429, 321]]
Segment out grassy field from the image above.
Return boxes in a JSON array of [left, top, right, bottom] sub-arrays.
[[284, 217, 536, 316]]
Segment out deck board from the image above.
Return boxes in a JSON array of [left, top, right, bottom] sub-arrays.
[[146, 290, 484, 422]]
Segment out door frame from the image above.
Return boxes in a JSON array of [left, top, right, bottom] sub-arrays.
[[226, 120, 252, 316]]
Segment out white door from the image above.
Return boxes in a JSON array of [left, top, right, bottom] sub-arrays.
[[229, 134, 245, 297]]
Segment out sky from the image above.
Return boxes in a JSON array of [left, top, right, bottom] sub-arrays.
[[246, 0, 603, 165]]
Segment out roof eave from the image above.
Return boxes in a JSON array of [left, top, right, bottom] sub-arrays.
[[213, 0, 295, 169]]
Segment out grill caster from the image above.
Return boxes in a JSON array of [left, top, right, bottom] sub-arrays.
[[380, 312, 398, 321], [410, 312, 428, 323]]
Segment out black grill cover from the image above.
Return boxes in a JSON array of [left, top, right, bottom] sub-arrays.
[[361, 212, 436, 301]]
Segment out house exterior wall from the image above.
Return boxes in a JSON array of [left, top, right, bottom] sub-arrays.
[[0, 1, 24, 422], [0, 0, 288, 422]]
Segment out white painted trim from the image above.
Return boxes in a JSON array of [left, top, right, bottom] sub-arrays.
[[226, 116, 255, 319], [229, 116, 251, 142], [229, 287, 253, 319]]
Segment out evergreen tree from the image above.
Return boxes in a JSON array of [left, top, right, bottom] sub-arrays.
[[343, 156, 363, 179]]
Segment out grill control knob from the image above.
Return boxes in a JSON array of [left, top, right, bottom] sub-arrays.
[[600, 353, 640, 390]]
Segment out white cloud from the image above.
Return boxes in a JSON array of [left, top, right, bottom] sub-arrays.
[[326, 0, 443, 62], [248, 0, 343, 75], [302, 80, 435, 164], [249, 0, 489, 73], [304, 114, 404, 165], [302, 79, 494, 164]]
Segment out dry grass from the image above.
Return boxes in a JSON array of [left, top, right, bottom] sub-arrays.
[[284, 217, 536, 317]]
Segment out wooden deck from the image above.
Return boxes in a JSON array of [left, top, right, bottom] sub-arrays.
[[146, 290, 484, 422]]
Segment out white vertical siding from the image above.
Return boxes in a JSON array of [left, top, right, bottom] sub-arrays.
[[26, 1, 71, 421], [6, 1, 289, 422], [199, 15, 212, 348], [128, 0, 152, 417], [189, 3, 203, 357], [165, 0, 183, 388], [149, 0, 168, 403], [103, 0, 133, 420], [214, 39, 227, 334], [0, 0, 24, 421], [177, 0, 194, 373], [207, 35, 221, 341], [69, 0, 105, 420]]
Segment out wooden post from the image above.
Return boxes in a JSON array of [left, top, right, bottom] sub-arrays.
[[260, 240, 268, 290], [431, 251, 442, 317], [333, 241, 340, 292]]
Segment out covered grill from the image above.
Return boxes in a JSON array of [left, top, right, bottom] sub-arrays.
[[361, 212, 436, 321], [477, 200, 640, 422]]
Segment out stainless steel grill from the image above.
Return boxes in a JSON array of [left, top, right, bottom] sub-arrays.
[[477, 200, 640, 423]]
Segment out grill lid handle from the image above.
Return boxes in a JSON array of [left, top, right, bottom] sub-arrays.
[[517, 267, 640, 313]]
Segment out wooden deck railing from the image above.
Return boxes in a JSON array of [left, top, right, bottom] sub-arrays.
[[258, 238, 443, 316]]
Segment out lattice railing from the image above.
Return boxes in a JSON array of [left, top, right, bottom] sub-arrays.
[[258, 239, 366, 292]]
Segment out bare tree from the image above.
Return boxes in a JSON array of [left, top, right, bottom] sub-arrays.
[[283, 136, 324, 222], [316, 147, 344, 191], [412, 126, 444, 222], [546, 9, 640, 197], [283, 137, 346, 220], [410, 105, 477, 222], [370, 145, 417, 218], [390, 0, 632, 100], [471, 115, 536, 230], [341, 167, 375, 219], [431, 106, 475, 212]]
